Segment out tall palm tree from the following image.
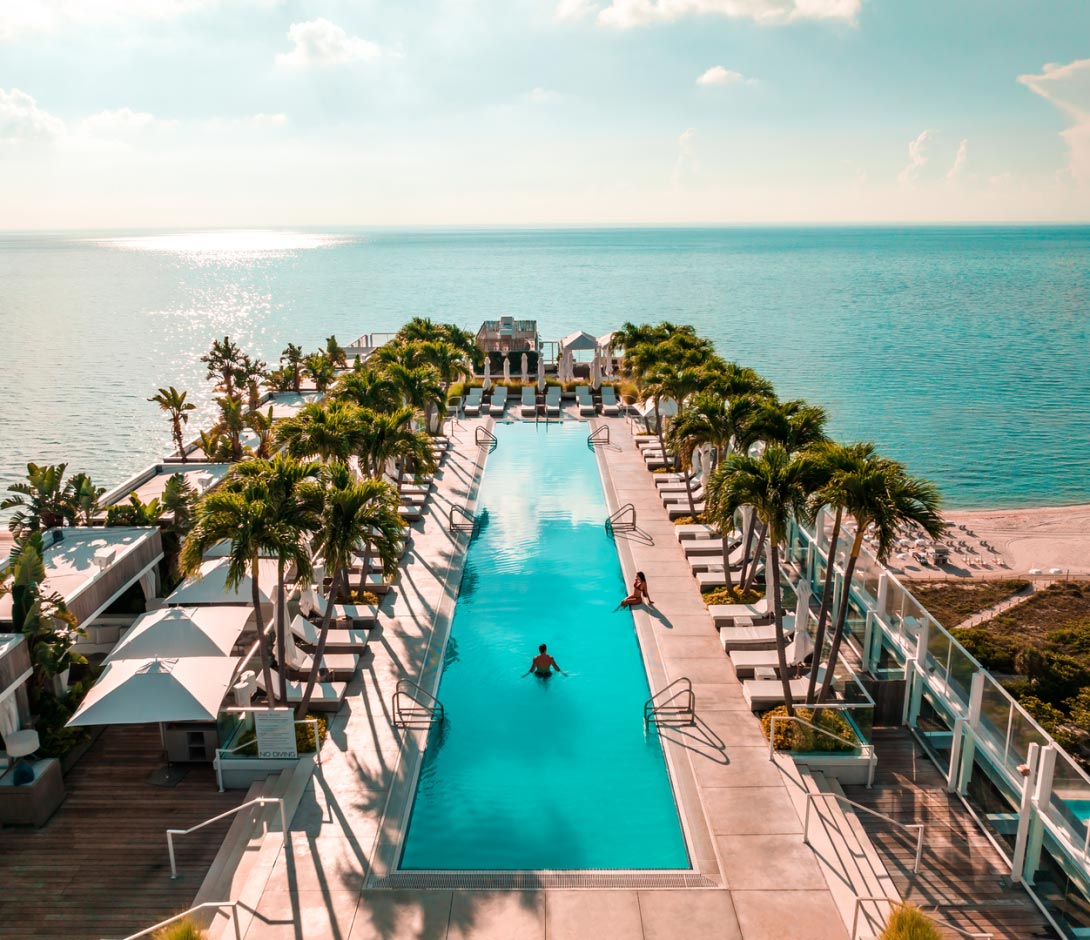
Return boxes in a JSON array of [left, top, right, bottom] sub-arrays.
[[305, 353, 336, 392], [417, 340, 473, 431], [355, 407, 437, 484], [224, 456, 324, 702], [381, 362, 444, 430], [235, 355, 268, 412], [274, 401, 361, 464], [815, 460, 943, 704], [707, 446, 811, 715], [245, 407, 275, 459], [298, 469, 403, 717], [333, 369, 400, 412], [148, 386, 196, 461], [215, 396, 246, 462], [201, 336, 243, 400], [281, 343, 304, 393], [802, 441, 881, 704]]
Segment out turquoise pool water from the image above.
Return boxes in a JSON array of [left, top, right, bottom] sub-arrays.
[[399, 421, 689, 870]]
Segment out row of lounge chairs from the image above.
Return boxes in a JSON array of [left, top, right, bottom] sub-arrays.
[[461, 384, 622, 418]]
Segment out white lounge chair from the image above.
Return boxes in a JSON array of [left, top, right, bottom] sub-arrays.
[[719, 624, 778, 651], [708, 599, 772, 627], [667, 502, 704, 520], [742, 666, 827, 711], [489, 386, 508, 417], [286, 647, 360, 681], [255, 668, 347, 712], [683, 537, 741, 558], [521, 386, 537, 417], [463, 387, 484, 416], [290, 614, 370, 653], [674, 524, 719, 542], [696, 561, 761, 590], [545, 386, 561, 417], [600, 386, 620, 416], [575, 385, 595, 417]]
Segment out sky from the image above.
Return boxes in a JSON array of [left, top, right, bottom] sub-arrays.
[[1, 0, 1089, 227]]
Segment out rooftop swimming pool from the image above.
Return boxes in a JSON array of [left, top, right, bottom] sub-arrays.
[[399, 421, 689, 870]]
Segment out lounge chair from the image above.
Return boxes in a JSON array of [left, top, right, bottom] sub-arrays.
[[285, 647, 360, 682], [708, 599, 772, 627], [659, 478, 704, 495], [742, 666, 827, 711], [489, 386, 508, 417], [255, 668, 347, 712], [463, 387, 484, 416], [719, 624, 779, 651], [674, 524, 719, 542], [575, 385, 596, 417], [399, 504, 423, 523], [521, 386, 537, 417], [290, 615, 370, 653], [545, 386, 561, 417], [683, 537, 741, 558], [600, 386, 620, 416], [696, 561, 761, 590], [656, 472, 696, 488], [297, 588, 378, 626], [663, 486, 706, 506], [667, 502, 704, 520]]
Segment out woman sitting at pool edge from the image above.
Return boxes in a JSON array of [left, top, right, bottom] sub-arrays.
[[523, 644, 566, 677], [618, 571, 653, 610]]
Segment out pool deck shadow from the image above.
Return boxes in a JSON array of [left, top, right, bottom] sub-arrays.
[[234, 416, 848, 940]]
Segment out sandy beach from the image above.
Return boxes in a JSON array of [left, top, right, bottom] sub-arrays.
[[893, 503, 1090, 580]]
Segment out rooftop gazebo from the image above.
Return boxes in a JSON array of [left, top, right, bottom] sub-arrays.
[[476, 316, 539, 354]]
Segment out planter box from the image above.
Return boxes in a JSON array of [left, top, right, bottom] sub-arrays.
[[0, 758, 65, 827]]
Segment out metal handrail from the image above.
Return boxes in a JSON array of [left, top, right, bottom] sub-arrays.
[[849, 896, 993, 940], [606, 502, 637, 533], [644, 677, 695, 728], [106, 901, 242, 940], [588, 425, 610, 446], [167, 797, 286, 879], [393, 677, 445, 727], [767, 714, 877, 787], [475, 426, 498, 451], [449, 504, 477, 534], [804, 791, 926, 874]]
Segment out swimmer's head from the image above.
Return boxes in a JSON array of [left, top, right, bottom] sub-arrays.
[[539, 644, 547, 653]]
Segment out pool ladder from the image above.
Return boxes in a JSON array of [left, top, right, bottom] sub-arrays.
[[644, 677, 695, 730], [475, 426, 498, 453], [605, 502, 637, 536], [449, 504, 477, 535], [393, 678, 445, 729], [587, 425, 610, 447]]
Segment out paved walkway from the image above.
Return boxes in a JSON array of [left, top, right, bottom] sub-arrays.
[[236, 414, 848, 940]]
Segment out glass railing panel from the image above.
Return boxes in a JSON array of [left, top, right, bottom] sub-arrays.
[[947, 646, 977, 709], [925, 628, 952, 680], [978, 676, 1013, 745], [1007, 706, 1050, 767], [1050, 750, 1090, 849]]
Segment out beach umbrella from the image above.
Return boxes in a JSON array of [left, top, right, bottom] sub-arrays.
[[503, 357, 511, 383], [561, 348, 575, 383], [165, 557, 277, 607], [590, 356, 601, 391], [537, 354, 545, 392], [691, 446, 703, 481], [482, 359, 492, 392], [68, 655, 239, 727], [521, 353, 529, 380], [105, 606, 251, 663]]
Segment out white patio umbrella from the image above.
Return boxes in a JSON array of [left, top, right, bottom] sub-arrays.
[[787, 580, 815, 665], [537, 354, 545, 391], [165, 557, 277, 607], [482, 358, 492, 392], [561, 348, 575, 383], [590, 356, 601, 390], [105, 606, 251, 663], [503, 357, 511, 383], [691, 446, 703, 481], [521, 352, 529, 380], [68, 655, 239, 726]]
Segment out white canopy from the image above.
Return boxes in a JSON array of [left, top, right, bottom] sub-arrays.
[[68, 656, 239, 726], [105, 605, 252, 663], [596, 331, 615, 349], [637, 397, 678, 418], [560, 330, 597, 351], [165, 558, 278, 607]]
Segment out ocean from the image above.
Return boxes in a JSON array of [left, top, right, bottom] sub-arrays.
[[2, 226, 1088, 510]]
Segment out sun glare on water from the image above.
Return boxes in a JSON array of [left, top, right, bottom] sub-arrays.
[[96, 230, 347, 256]]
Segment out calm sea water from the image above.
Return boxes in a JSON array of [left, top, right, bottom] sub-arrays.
[[1, 226, 1088, 509]]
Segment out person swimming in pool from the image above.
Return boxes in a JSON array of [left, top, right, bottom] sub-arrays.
[[617, 571, 653, 610], [523, 643, 566, 677]]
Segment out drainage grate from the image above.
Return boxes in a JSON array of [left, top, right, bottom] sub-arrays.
[[370, 871, 719, 890]]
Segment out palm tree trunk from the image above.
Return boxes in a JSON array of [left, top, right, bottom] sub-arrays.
[[296, 566, 339, 718], [743, 523, 768, 592], [770, 541, 794, 716], [357, 534, 373, 597], [806, 507, 843, 704], [720, 534, 735, 594], [738, 510, 757, 584], [251, 563, 275, 704], [276, 559, 288, 704], [171, 415, 186, 463], [816, 532, 864, 705]]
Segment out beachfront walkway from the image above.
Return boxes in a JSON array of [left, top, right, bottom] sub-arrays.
[[232, 414, 847, 940]]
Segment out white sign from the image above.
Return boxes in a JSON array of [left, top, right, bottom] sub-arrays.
[[254, 708, 298, 759]]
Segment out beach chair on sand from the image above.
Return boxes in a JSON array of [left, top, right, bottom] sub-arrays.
[[255, 668, 347, 712], [600, 386, 620, 416], [521, 386, 537, 417], [463, 387, 484, 416], [489, 386, 508, 417], [545, 386, 561, 417]]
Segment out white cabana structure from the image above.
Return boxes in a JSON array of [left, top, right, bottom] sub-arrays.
[[68, 656, 239, 727], [165, 558, 278, 607], [596, 332, 615, 378], [559, 330, 597, 353], [105, 606, 252, 663]]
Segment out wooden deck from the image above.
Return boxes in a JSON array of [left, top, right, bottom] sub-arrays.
[[0, 725, 246, 940], [843, 728, 1058, 939]]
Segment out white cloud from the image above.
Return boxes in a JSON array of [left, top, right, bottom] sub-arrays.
[[80, 107, 177, 137], [0, 87, 64, 140], [596, 0, 861, 29], [897, 128, 935, 184], [555, 0, 600, 20], [247, 112, 288, 128], [1019, 58, 1090, 188], [0, 1, 256, 41], [696, 66, 755, 86], [527, 87, 557, 103], [276, 18, 383, 68], [946, 138, 968, 182]]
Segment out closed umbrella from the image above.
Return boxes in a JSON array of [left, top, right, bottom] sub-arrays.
[[537, 354, 545, 392], [521, 353, 529, 380], [482, 358, 492, 392], [788, 581, 815, 665], [590, 356, 601, 391], [503, 357, 511, 383]]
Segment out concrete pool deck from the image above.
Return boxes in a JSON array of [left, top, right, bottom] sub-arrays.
[[232, 414, 848, 940]]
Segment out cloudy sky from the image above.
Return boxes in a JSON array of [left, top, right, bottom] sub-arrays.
[[1, 0, 1089, 227]]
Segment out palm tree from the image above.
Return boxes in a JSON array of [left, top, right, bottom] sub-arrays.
[[382, 361, 444, 434], [305, 352, 336, 392], [263, 365, 296, 392], [641, 361, 714, 475], [815, 460, 943, 704], [201, 336, 243, 400], [215, 396, 246, 462], [245, 407, 275, 458], [148, 386, 196, 461], [708, 446, 811, 715], [67, 472, 104, 526], [333, 369, 400, 412], [355, 407, 437, 484], [325, 335, 347, 368], [2, 463, 76, 535], [281, 343, 304, 393], [274, 401, 362, 464], [235, 355, 268, 412], [225, 457, 323, 703], [298, 468, 403, 717], [417, 340, 473, 430]]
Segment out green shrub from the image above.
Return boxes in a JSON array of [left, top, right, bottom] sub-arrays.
[[878, 903, 942, 940], [957, 628, 1020, 673], [233, 713, 328, 757], [154, 917, 205, 940], [447, 382, 465, 401], [702, 586, 763, 607], [672, 514, 706, 526], [761, 706, 858, 754]]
